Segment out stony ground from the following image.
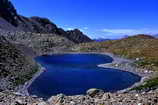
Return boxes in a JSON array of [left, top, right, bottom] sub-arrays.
[[1, 91, 158, 105], [0, 91, 46, 105], [49, 92, 158, 105]]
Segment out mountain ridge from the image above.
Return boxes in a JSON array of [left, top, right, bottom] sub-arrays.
[[0, 0, 92, 43]]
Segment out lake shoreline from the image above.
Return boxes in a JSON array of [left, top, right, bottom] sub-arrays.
[[97, 52, 154, 93], [17, 64, 44, 96], [19, 52, 155, 96], [65, 52, 155, 92], [57, 52, 155, 92]]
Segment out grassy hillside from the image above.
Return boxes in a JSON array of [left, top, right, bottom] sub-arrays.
[[75, 34, 158, 71]]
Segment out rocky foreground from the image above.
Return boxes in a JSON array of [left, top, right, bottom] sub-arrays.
[[0, 0, 158, 104], [1, 90, 158, 105]]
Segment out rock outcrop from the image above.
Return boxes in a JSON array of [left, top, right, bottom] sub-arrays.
[[0, 0, 19, 27], [66, 29, 92, 43], [86, 88, 104, 97], [4, 31, 75, 55]]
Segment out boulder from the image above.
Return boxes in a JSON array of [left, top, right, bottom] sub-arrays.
[[136, 58, 140, 61], [48, 94, 65, 105], [38, 102, 48, 105], [15, 99, 28, 105], [86, 88, 104, 97]]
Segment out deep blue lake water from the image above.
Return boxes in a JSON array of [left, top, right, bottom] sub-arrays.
[[28, 54, 141, 98]]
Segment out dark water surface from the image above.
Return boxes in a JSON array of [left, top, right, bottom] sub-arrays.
[[28, 54, 141, 98]]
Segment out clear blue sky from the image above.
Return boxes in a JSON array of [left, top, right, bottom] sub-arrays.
[[12, 0, 158, 39]]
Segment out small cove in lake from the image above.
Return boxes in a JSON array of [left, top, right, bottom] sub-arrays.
[[28, 54, 141, 99]]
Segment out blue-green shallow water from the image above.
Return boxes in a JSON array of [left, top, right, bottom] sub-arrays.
[[28, 54, 141, 99]]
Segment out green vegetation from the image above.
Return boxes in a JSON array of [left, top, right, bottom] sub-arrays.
[[14, 65, 40, 86], [0, 36, 40, 90], [131, 77, 158, 91]]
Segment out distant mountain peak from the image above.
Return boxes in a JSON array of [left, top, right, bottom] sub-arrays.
[[67, 29, 92, 43], [94, 38, 111, 42], [124, 34, 155, 39], [154, 34, 158, 38]]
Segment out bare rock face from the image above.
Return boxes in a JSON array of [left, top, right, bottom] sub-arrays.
[[30, 16, 58, 33], [66, 29, 92, 43], [0, 0, 19, 27]]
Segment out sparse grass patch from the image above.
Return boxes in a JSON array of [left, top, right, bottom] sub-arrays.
[[131, 77, 158, 91], [14, 64, 40, 86], [135, 59, 158, 71]]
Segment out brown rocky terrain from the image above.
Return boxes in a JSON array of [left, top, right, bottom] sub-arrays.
[[3, 31, 75, 56]]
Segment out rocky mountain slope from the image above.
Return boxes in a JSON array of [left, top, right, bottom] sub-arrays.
[[0, 0, 92, 43], [4, 31, 75, 55], [0, 36, 39, 91]]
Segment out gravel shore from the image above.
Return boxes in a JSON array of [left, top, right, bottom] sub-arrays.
[[1, 90, 158, 105], [98, 53, 155, 93], [16, 64, 44, 96]]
